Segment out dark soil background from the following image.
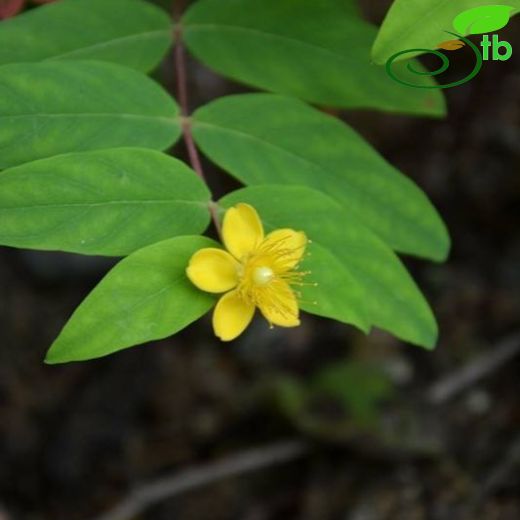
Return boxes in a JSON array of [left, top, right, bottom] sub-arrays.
[[1, 1, 519, 519]]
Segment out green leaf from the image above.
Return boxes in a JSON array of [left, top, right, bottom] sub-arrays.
[[453, 5, 516, 34], [0, 0, 172, 72], [0, 148, 210, 256], [0, 61, 180, 169], [45, 236, 217, 363], [299, 242, 370, 333], [372, 0, 520, 64], [193, 94, 450, 261], [183, 0, 445, 117], [220, 185, 438, 349]]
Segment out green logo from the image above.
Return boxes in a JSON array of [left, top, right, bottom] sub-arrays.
[[386, 4, 515, 89]]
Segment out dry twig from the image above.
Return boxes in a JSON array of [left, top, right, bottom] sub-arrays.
[[90, 439, 309, 520], [428, 332, 520, 405]]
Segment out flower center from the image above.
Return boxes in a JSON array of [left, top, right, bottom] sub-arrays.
[[253, 266, 274, 286]]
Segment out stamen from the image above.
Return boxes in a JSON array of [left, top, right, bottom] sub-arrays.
[[235, 230, 317, 322]]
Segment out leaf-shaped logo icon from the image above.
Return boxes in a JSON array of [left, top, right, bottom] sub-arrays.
[[453, 5, 515, 35], [437, 39, 466, 51]]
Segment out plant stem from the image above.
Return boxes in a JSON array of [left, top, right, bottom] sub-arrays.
[[173, 1, 221, 235]]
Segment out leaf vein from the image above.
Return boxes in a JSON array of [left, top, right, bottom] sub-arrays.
[[45, 29, 172, 61]]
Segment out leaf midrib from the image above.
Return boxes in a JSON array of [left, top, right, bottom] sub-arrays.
[[256, 211, 429, 342], [59, 276, 186, 359], [193, 120, 409, 227], [0, 113, 178, 125], [45, 29, 172, 61], [184, 22, 358, 65], [380, 0, 453, 51], [0, 199, 208, 210]]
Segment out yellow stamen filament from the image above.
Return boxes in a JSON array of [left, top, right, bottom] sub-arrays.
[[233, 232, 312, 325]]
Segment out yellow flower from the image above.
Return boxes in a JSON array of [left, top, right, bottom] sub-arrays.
[[186, 203, 309, 341]]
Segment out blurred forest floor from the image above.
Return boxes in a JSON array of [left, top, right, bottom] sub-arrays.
[[0, 1, 519, 519]]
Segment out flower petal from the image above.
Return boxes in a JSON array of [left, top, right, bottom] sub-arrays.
[[212, 289, 255, 341], [222, 203, 264, 260], [262, 229, 307, 272], [186, 248, 239, 293], [258, 280, 300, 327]]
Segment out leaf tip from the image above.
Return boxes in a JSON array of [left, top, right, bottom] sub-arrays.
[[44, 346, 62, 365], [44, 339, 74, 365], [431, 229, 452, 263], [422, 336, 438, 351]]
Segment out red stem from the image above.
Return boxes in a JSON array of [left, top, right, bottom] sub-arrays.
[[173, 1, 221, 235]]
